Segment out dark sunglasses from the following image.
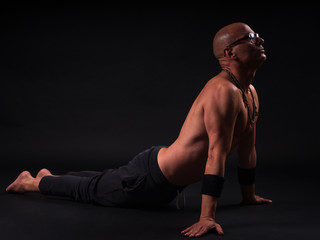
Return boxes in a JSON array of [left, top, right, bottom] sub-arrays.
[[227, 33, 260, 47]]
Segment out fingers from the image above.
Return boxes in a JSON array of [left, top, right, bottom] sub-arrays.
[[181, 227, 201, 238], [181, 226, 206, 238], [215, 223, 224, 235], [260, 198, 272, 204], [181, 224, 198, 237], [181, 226, 192, 235], [242, 195, 273, 205], [181, 223, 224, 238], [256, 195, 272, 204]]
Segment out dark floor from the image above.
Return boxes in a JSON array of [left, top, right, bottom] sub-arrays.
[[1, 163, 319, 240]]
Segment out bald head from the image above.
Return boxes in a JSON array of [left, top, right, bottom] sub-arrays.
[[213, 22, 254, 59]]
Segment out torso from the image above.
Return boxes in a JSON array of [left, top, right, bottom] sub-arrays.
[[158, 73, 259, 186]]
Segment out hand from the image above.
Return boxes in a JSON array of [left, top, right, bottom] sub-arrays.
[[242, 194, 272, 205], [181, 217, 224, 238]]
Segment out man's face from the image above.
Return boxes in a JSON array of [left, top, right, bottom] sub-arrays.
[[230, 26, 267, 68]]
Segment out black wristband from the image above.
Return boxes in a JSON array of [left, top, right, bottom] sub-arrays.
[[238, 167, 256, 186], [201, 174, 225, 197]]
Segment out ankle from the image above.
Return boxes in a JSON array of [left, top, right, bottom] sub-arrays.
[[31, 178, 41, 192]]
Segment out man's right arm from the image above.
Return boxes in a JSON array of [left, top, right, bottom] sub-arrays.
[[181, 83, 239, 238]]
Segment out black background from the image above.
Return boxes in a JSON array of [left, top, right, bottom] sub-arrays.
[[1, 5, 320, 240], [1, 5, 319, 171]]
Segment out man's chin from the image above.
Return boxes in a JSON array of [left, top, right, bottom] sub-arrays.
[[257, 54, 267, 67]]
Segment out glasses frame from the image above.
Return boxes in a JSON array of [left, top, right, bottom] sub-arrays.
[[227, 32, 259, 48]]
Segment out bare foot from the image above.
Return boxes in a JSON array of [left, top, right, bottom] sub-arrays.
[[6, 171, 40, 193], [36, 168, 53, 179]]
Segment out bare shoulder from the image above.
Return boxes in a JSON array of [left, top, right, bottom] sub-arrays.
[[249, 84, 258, 95], [202, 76, 240, 107], [249, 84, 259, 108]]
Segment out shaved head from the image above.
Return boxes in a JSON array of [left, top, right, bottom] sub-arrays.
[[213, 22, 254, 59]]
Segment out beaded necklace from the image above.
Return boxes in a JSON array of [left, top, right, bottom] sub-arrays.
[[223, 69, 257, 126]]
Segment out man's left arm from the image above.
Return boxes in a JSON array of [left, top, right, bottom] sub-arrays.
[[237, 85, 272, 204]]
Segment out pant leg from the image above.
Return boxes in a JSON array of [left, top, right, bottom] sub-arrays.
[[39, 175, 99, 203], [66, 171, 102, 177], [39, 169, 129, 207]]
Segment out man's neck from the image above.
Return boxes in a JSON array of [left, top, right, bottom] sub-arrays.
[[222, 66, 256, 91]]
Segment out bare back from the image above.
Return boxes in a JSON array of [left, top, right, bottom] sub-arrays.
[[158, 72, 259, 186]]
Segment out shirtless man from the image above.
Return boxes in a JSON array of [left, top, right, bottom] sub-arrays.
[[6, 22, 272, 238]]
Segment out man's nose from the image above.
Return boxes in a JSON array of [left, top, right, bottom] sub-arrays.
[[256, 37, 264, 45]]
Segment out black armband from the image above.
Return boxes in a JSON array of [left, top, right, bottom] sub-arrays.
[[201, 174, 225, 197], [237, 167, 256, 186]]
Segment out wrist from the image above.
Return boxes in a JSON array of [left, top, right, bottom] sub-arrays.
[[200, 215, 215, 221], [202, 175, 225, 198], [200, 194, 218, 219]]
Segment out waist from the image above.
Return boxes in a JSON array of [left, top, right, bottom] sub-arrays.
[[157, 144, 207, 186], [148, 146, 184, 190]]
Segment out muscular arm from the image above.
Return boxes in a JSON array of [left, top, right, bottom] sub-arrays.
[[237, 86, 272, 204], [202, 84, 238, 209], [237, 85, 259, 169], [182, 83, 239, 237]]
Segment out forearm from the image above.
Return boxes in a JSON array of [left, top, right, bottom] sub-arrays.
[[200, 194, 218, 219], [238, 148, 256, 169], [204, 150, 227, 176]]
